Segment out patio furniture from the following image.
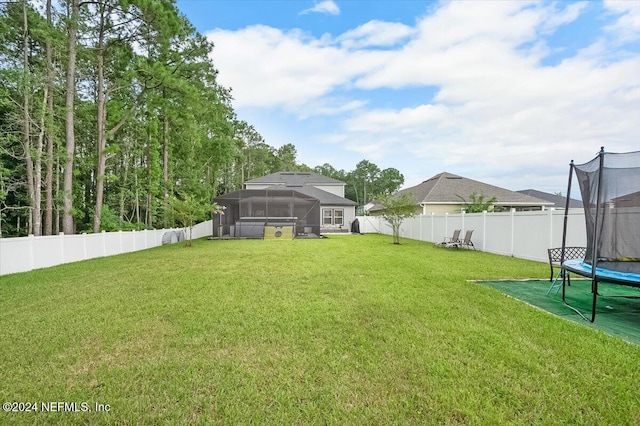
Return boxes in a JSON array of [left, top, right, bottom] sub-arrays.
[[438, 229, 461, 248], [460, 230, 475, 250], [546, 247, 586, 295]]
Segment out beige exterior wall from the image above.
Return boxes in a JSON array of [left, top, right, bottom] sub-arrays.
[[421, 204, 466, 215], [421, 203, 546, 214], [369, 205, 422, 216]]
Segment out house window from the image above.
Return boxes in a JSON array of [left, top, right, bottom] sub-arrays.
[[334, 209, 344, 226], [323, 208, 344, 226], [323, 209, 333, 225]]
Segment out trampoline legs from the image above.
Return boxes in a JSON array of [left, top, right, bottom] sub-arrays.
[[561, 269, 597, 322]]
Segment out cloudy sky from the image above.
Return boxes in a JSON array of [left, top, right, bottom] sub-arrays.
[[175, 0, 640, 193]]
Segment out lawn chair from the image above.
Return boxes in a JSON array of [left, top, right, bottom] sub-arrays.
[[459, 230, 475, 250], [438, 229, 461, 248], [545, 247, 586, 295]]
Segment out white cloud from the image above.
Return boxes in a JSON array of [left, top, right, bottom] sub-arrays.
[[603, 0, 640, 41], [205, 1, 640, 191], [206, 25, 389, 110], [540, 1, 588, 33], [337, 20, 417, 49], [299, 0, 340, 16], [298, 98, 368, 119]]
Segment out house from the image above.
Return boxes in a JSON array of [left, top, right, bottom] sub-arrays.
[[213, 172, 357, 238], [610, 190, 640, 208], [373, 172, 553, 215], [516, 189, 583, 209]]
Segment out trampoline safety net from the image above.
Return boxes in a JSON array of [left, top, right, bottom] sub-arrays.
[[572, 148, 640, 274]]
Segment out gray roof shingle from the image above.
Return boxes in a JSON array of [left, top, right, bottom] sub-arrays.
[[516, 189, 583, 208], [264, 185, 357, 206], [397, 172, 553, 206], [245, 171, 345, 186]]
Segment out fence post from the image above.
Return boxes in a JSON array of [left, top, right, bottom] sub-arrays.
[[549, 208, 554, 248], [119, 230, 123, 253], [132, 229, 136, 251], [445, 213, 449, 239], [431, 213, 434, 242], [461, 210, 466, 234], [482, 211, 487, 251], [82, 232, 87, 261], [510, 208, 516, 256], [102, 230, 107, 257]]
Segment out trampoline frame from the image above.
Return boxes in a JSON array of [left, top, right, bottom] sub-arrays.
[[560, 147, 640, 322]]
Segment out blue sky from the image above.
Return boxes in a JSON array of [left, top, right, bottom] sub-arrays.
[[175, 0, 640, 193]]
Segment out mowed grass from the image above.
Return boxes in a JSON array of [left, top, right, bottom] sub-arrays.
[[1, 234, 639, 425]]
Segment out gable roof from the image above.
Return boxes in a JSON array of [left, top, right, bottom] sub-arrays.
[[516, 189, 583, 208], [245, 171, 345, 186], [265, 185, 357, 206], [611, 190, 640, 208], [397, 172, 553, 206], [214, 188, 318, 202]]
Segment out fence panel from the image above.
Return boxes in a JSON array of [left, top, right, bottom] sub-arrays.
[[135, 230, 148, 251], [0, 225, 193, 276], [0, 237, 33, 274], [513, 211, 550, 261], [360, 208, 587, 263], [1, 211, 590, 276], [61, 234, 85, 265], [32, 235, 63, 270]]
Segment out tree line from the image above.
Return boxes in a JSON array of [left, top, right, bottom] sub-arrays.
[[0, 1, 403, 238]]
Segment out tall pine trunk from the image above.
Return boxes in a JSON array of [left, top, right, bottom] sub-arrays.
[[62, 0, 78, 235], [22, 0, 35, 235], [33, 85, 48, 236], [163, 114, 169, 228], [93, 23, 107, 233], [44, 0, 55, 236]]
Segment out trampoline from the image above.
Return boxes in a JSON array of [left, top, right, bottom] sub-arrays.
[[560, 147, 640, 322]]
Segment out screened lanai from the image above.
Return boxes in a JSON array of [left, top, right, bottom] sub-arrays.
[[212, 189, 321, 238]]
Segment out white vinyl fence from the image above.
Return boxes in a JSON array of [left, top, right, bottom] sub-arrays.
[[0, 220, 214, 276], [357, 209, 587, 263], [1, 211, 584, 276]]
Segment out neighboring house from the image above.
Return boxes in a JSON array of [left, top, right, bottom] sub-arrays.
[[361, 201, 377, 215], [373, 172, 553, 215], [610, 190, 640, 208], [516, 189, 583, 209], [213, 172, 357, 238]]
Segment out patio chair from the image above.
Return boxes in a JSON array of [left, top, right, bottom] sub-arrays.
[[438, 229, 461, 248], [545, 247, 586, 295], [459, 230, 475, 250]]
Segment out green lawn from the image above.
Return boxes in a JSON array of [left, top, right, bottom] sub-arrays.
[[1, 234, 639, 424]]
